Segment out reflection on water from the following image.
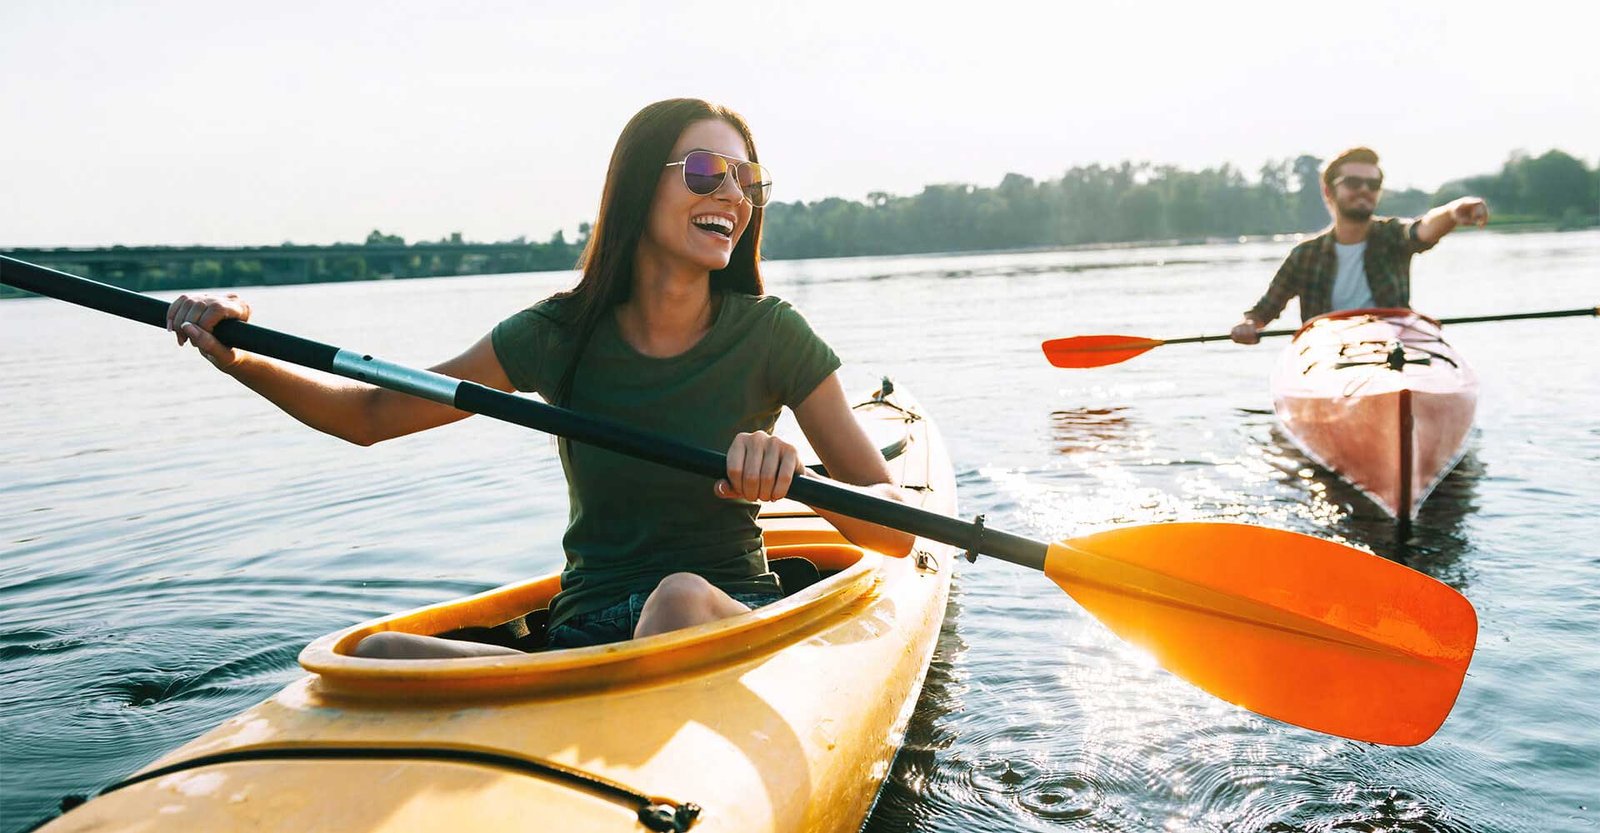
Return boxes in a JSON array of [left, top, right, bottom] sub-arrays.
[[4, 232, 1598, 833], [776, 244, 1281, 289], [1050, 407, 1134, 456], [1391, 453, 1484, 587], [863, 592, 969, 832], [1266, 426, 1483, 590]]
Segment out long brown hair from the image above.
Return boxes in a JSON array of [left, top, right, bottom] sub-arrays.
[[550, 98, 766, 406]]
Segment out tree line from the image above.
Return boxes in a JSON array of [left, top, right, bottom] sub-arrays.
[[759, 148, 1597, 258], [4, 149, 1593, 298]]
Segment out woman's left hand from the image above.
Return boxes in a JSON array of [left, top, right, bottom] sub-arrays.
[[717, 431, 801, 502]]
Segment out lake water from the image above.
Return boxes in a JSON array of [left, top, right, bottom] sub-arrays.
[[2, 230, 1597, 832]]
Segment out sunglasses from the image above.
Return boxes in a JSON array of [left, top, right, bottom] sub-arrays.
[[664, 150, 773, 207], [1334, 175, 1383, 192]]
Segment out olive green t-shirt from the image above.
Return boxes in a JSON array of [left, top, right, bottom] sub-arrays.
[[491, 292, 841, 629]]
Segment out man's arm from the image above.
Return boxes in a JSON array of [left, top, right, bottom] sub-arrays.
[[1232, 254, 1301, 343], [1415, 197, 1489, 246]]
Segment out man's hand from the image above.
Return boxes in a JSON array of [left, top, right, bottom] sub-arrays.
[[1230, 319, 1261, 345], [1419, 196, 1490, 244], [1450, 197, 1489, 228]]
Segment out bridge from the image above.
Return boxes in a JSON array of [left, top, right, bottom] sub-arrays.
[[1, 242, 582, 295]]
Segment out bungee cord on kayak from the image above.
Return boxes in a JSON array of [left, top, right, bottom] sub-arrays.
[[71, 745, 704, 833]]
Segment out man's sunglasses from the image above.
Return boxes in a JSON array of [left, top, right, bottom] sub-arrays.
[[664, 150, 773, 207], [1334, 175, 1383, 192]]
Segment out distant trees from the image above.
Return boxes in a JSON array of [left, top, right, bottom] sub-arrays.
[[1435, 149, 1598, 227], [761, 149, 1596, 260], [1291, 155, 1328, 231]]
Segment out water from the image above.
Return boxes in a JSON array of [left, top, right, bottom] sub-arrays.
[[3, 231, 1597, 832]]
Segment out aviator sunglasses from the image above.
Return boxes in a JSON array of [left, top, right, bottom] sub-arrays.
[[664, 150, 773, 207], [1334, 174, 1384, 192]]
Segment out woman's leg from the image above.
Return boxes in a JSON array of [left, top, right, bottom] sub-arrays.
[[634, 572, 752, 638], [352, 631, 524, 659]]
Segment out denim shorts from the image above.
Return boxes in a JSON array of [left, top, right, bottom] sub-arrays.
[[546, 588, 785, 650]]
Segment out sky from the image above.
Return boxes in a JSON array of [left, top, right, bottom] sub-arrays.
[[2, 0, 1596, 248]]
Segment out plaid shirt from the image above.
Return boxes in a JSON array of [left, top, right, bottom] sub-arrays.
[[1246, 217, 1435, 325]]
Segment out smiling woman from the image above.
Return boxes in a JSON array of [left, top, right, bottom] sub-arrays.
[[157, 97, 914, 658]]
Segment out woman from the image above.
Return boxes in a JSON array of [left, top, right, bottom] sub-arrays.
[[165, 98, 914, 657]]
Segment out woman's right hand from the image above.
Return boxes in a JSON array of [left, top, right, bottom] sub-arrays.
[[167, 293, 252, 371], [717, 430, 801, 503]]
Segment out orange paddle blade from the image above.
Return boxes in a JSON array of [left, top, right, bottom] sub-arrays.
[[1045, 522, 1476, 745], [1041, 335, 1165, 368]]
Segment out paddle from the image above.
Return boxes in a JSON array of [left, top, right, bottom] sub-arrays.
[[0, 255, 1477, 746], [1043, 306, 1600, 368]]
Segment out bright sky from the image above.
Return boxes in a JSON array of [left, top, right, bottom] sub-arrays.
[[3, 0, 1595, 248]]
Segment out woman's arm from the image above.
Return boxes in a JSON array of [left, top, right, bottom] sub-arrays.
[[790, 373, 916, 557], [170, 293, 515, 446]]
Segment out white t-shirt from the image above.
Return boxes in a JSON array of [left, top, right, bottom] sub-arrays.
[[1331, 240, 1376, 311]]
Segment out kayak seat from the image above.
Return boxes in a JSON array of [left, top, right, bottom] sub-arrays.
[[770, 556, 823, 597], [424, 544, 865, 653], [436, 608, 550, 653], [429, 562, 822, 651]]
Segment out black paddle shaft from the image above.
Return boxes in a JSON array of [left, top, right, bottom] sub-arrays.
[[0, 255, 1050, 571], [1163, 306, 1599, 346]]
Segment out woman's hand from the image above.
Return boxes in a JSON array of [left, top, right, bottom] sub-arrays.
[[166, 293, 251, 372], [717, 430, 801, 502]]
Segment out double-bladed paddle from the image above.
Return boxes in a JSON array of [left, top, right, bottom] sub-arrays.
[[1, 255, 1477, 745], [1043, 306, 1600, 368]]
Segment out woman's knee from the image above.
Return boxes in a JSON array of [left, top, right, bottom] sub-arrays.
[[352, 631, 522, 659], [639, 573, 731, 628], [352, 631, 421, 658], [649, 572, 720, 608]]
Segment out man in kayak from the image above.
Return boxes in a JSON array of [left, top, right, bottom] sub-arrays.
[[166, 99, 914, 657], [1230, 147, 1489, 343]]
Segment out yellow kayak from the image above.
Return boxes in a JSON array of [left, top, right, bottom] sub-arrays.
[[40, 384, 957, 833]]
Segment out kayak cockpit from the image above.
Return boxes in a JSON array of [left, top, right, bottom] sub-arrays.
[[298, 541, 882, 701], [299, 384, 933, 702]]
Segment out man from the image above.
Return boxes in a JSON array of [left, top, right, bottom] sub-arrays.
[[1230, 147, 1489, 343]]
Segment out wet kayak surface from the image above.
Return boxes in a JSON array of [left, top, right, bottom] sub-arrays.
[[4, 229, 1597, 833]]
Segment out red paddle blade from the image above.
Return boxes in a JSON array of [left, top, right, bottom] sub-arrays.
[[1044, 523, 1477, 745], [1041, 335, 1165, 368]]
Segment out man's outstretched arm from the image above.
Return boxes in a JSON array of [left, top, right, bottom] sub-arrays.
[[1416, 197, 1489, 245]]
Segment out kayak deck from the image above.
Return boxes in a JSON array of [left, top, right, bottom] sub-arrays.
[[39, 385, 958, 833], [1272, 308, 1477, 521]]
